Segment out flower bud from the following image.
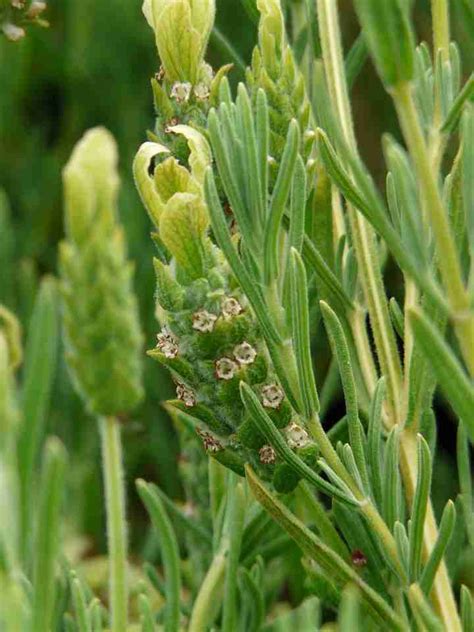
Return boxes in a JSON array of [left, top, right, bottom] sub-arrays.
[[142, 0, 215, 84], [60, 128, 143, 417]]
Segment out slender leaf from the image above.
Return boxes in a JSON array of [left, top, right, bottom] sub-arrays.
[[408, 435, 432, 581], [409, 308, 474, 443], [136, 480, 181, 632]]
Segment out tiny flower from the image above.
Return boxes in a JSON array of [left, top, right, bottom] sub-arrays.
[[156, 327, 178, 358], [233, 342, 257, 365], [259, 444, 276, 465], [215, 357, 238, 380], [261, 383, 284, 409], [176, 382, 196, 407], [194, 83, 210, 100], [285, 422, 310, 449], [26, 0, 47, 18], [170, 82, 192, 103], [267, 155, 277, 167], [11, 0, 25, 8], [192, 310, 217, 333], [196, 428, 223, 453], [351, 549, 367, 567], [2, 23, 25, 41], [221, 297, 242, 319]]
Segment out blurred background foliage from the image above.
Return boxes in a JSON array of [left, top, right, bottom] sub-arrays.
[[0, 0, 472, 564]]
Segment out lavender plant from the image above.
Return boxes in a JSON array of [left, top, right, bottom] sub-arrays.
[[0, 0, 473, 630]]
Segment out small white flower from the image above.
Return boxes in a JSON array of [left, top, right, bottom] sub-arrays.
[[233, 342, 257, 365], [221, 297, 243, 319], [156, 327, 178, 359], [259, 444, 276, 465], [261, 383, 284, 409], [285, 422, 310, 449], [215, 357, 238, 380], [26, 0, 47, 18], [2, 23, 25, 41], [170, 82, 192, 103], [192, 310, 217, 333], [176, 382, 196, 407], [194, 83, 210, 100]]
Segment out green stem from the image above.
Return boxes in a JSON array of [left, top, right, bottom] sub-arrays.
[[99, 416, 128, 632], [392, 81, 474, 378], [431, 0, 450, 61], [317, 0, 403, 424]]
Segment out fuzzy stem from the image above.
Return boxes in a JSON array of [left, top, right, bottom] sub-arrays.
[[431, 0, 450, 61], [392, 81, 474, 378], [99, 416, 128, 632]]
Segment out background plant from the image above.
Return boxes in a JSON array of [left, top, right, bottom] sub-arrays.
[[0, 0, 473, 630]]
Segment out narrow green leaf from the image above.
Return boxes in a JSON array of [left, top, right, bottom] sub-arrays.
[[245, 466, 405, 631], [408, 435, 432, 581], [264, 120, 300, 283], [89, 599, 104, 632], [240, 382, 360, 507], [408, 584, 444, 632], [138, 591, 156, 632], [205, 168, 281, 345], [461, 584, 473, 632], [237, 84, 265, 229], [441, 74, 474, 133], [353, 0, 415, 86], [394, 521, 409, 574], [70, 574, 91, 632], [382, 427, 401, 530], [136, 480, 181, 632], [389, 297, 405, 339], [289, 249, 320, 417], [222, 480, 246, 632], [409, 308, 474, 443], [237, 568, 265, 631], [462, 104, 474, 263], [32, 437, 67, 632], [209, 27, 246, 76], [419, 500, 456, 596], [301, 235, 354, 313], [18, 277, 59, 557], [317, 128, 448, 313], [256, 89, 269, 211], [345, 33, 368, 89], [339, 585, 361, 631], [148, 484, 212, 546], [457, 422, 474, 546], [289, 157, 307, 255], [320, 301, 369, 492]]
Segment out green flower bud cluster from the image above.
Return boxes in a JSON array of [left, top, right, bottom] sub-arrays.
[[135, 128, 318, 492], [0, 0, 47, 41], [60, 128, 144, 417], [246, 0, 314, 175]]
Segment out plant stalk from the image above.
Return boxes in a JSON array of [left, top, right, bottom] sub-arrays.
[[392, 81, 474, 378], [99, 416, 128, 632]]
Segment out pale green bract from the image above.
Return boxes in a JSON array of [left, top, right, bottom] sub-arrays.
[[142, 0, 215, 84]]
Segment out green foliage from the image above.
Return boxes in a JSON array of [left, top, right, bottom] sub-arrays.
[[1, 0, 474, 630]]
